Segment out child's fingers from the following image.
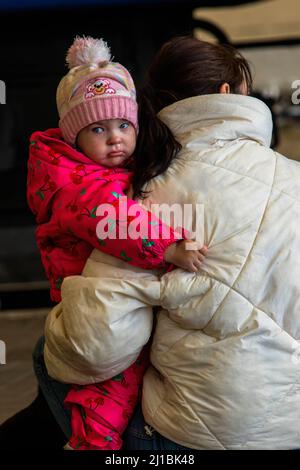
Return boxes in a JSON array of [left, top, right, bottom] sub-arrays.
[[191, 258, 203, 271], [185, 242, 208, 255], [189, 265, 198, 273], [199, 245, 208, 255], [185, 257, 198, 272], [197, 253, 206, 263]]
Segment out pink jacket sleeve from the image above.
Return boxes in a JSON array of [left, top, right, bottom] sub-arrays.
[[51, 179, 180, 270]]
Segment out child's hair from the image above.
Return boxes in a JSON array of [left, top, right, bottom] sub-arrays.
[[133, 36, 252, 198]]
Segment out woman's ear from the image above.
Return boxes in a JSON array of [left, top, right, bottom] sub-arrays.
[[219, 83, 231, 94]]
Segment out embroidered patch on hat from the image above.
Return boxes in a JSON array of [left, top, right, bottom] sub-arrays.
[[85, 78, 116, 99]]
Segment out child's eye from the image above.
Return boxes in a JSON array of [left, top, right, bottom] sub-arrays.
[[92, 127, 104, 134], [120, 122, 129, 129]]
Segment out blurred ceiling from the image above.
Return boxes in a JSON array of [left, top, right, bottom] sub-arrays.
[[194, 0, 300, 43], [0, 0, 263, 11]]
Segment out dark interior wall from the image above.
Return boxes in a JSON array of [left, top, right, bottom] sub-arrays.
[[0, 3, 197, 219], [0, 4, 195, 173], [0, 0, 260, 307], [0, 0, 258, 174], [0, 2, 195, 307]]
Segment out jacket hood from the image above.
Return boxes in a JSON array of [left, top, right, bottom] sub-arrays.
[[27, 128, 125, 224], [158, 94, 273, 150]]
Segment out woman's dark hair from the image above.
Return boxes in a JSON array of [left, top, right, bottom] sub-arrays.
[[133, 36, 252, 198]]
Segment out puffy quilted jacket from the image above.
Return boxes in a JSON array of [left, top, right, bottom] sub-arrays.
[[141, 94, 300, 449], [46, 94, 300, 449]]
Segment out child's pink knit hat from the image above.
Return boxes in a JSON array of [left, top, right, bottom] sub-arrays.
[[57, 36, 138, 145]]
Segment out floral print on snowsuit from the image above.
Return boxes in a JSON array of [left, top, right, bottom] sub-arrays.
[[27, 128, 179, 450], [27, 128, 177, 303]]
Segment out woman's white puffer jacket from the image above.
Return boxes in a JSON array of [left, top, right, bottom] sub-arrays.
[[45, 94, 300, 449], [141, 95, 300, 450]]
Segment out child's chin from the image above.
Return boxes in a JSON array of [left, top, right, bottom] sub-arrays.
[[106, 157, 128, 167]]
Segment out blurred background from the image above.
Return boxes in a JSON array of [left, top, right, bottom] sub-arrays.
[[0, 0, 299, 425]]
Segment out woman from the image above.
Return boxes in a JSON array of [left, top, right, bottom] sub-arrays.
[[122, 36, 300, 450], [2, 36, 300, 450]]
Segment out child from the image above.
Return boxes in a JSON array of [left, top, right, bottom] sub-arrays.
[[27, 36, 207, 450]]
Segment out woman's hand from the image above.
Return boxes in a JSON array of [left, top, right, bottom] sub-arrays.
[[164, 240, 208, 273]]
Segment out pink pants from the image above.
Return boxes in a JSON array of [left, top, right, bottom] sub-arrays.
[[64, 347, 149, 450]]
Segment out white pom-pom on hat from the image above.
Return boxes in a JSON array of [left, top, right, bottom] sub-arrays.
[[66, 35, 112, 69]]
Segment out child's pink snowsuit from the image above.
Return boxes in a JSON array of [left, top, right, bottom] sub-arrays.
[[27, 128, 179, 450]]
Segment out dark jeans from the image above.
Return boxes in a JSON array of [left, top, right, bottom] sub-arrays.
[[32, 335, 71, 439], [123, 403, 191, 451]]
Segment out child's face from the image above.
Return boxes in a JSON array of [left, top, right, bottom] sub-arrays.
[[77, 119, 136, 167]]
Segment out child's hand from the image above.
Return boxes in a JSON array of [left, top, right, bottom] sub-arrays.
[[164, 240, 208, 273]]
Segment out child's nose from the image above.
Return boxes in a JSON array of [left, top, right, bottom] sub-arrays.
[[107, 131, 122, 144]]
